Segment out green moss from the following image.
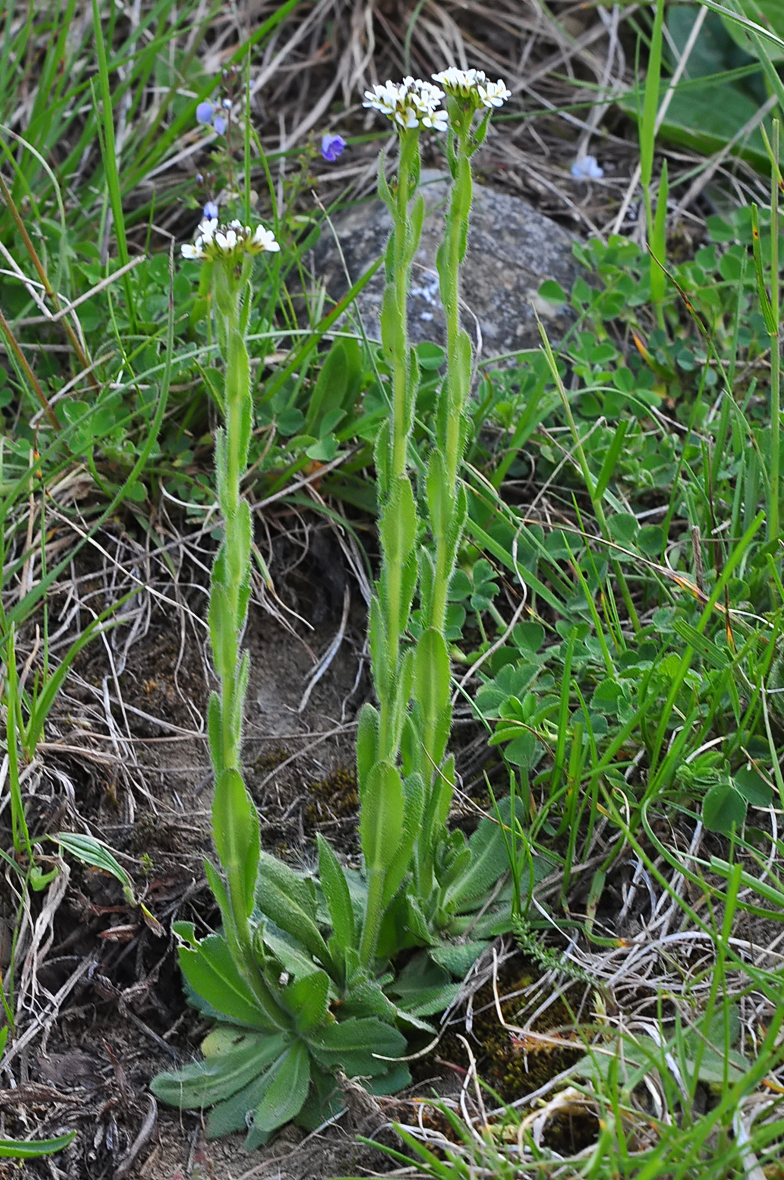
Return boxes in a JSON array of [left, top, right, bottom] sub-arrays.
[[303, 766, 359, 832], [434, 957, 586, 1106]]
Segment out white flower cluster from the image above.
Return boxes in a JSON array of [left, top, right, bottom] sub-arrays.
[[431, 67, 511, 109], [362, 77, 447, 132], [181, 217, 280, 261]]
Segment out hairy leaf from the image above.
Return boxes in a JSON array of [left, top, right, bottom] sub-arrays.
[[283, 970, 330, 1035], [212, 769, 260, 917], [255, 853, 331, 966], [317, 834, 356, 951], [359, 761, 404, 875], [248, 1040, 311, 1139], [178, 933, 272, 1029], [307, 1017, 406, 1077], [151, 1030, 285, 1108]]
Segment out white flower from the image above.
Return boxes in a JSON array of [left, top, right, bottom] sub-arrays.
[[251, 225, 280, 253], [180, 217, 280, 261], [477, 79, 511, 108], [432, 67, 487, 98], [422, 107, 448, 133], [362, 76, 447, 132]]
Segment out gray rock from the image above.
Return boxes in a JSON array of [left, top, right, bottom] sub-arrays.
[[312, 170, 577, 361]]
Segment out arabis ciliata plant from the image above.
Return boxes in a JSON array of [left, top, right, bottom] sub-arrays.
[[152, 213, 408, 1145], [414, 67, 511, 882], [153, 67, 514, 1147], [356, 67, 516, 967]]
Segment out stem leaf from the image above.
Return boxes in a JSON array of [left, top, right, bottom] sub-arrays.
[[360, 760, 405, 874], [317, 834, 356, 951], [213, 769, 260, 918]]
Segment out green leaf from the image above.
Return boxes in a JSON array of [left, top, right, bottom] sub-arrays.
[[255, 854, 331, 965], [304, 340, 348, 435], [733, 766, 773, 807], [703, 783, 747, 834], [538, 279, 566, 304], [0, 1131, 76, 1160], [368, 1060, 412, 1094], [389, 952, 461, 1017], [720, 0, 784, 60], [256, 851, 317, 916], [356, 703, 380, 790], [178, 933, 271, 1029], [638, 524, 664, 556], [368, 599, 388, 696], [249, 1040, 310, 1137], [52, 831, 135, 907], [305, 433, 340, 462], [283, 971, 330, 1035], [607, 512, 639, 547], [426, 450, 453, 548], [430, 941, 488, 977], [445, 807, 512, 910], [307, 1017, 406, 1077], [415, 341, 446, 370], [206, 1071, 276, 1139], [208, 583, 236, 683], [317, 835, 356, 951], [640, 0, 665, 189], [379, 475, 417, 566], [650, 159, 668, 303], [359, 761, 404, 874], [751, 204, 777, 335], [212, 769, 260, 918], [382, 771, 425, 905], [504, 732, 539, 769], [403, 193, 425, 267], [380, 283, 400, 362], [277, 406, 304, 435], [207, 692, 224, 773], [415, 627, 450, 715], [262, 926, 328, 982], [291, 1065, 344, 1131], [151, 1030, 285, 1108]]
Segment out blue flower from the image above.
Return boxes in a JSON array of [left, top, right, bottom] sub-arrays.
[[196, 101, 228, 134], [570, 155, 604, 181], [203, 201, 219, 220], [321, 133, 346, 162]]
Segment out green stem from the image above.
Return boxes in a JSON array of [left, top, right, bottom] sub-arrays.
[[431, 126, 471, 637], [378, 133, 419, 759], [358, 869, 384, 966], [4, 629, 34, 863], [391, 143, 413, 482], [769, 120, 781, 545]]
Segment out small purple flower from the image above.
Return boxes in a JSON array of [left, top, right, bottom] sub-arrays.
[[203, 200, 219, 220], [212, 114, 227, 136], [321, 133, 346, 162], [196, 101, 214, 125]]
